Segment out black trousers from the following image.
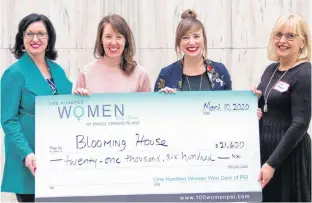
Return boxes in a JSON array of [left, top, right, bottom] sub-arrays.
[[16, 194, 35, 202]]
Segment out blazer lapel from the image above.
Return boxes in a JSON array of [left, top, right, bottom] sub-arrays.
[[206, 60, 224, 90], [173, 60, 184, 91], [46, 59, 69, 95], [21, 53, 53, 95]]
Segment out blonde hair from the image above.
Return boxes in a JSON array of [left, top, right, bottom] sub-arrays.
[[267, 13, 311, 62], [175, 9, 208, 59]]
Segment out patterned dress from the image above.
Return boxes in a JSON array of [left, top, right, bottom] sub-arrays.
[[257, 62, 311, 202]]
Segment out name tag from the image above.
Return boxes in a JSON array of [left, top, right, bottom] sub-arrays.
[[273, 81, 290, 92]]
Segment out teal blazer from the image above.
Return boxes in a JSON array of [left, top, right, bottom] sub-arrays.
[[1, 52, 72, 194]]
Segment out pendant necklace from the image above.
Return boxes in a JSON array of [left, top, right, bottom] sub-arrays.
[[263, 65, 288, 112], [185, 64, 205, 91], [186, 73, 203, 91]]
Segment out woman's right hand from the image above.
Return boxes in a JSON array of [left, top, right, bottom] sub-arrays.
[[25, 153, 36, 176], [72, 88, 91, 96], [159, 87, 176, 94]]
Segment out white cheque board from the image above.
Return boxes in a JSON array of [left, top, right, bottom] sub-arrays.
[[35, 91, 262, 202]]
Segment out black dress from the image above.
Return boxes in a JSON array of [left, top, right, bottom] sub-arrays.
[[257, 62, 311, 202]]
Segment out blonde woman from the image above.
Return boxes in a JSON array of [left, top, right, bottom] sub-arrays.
[[256, 13, 311, 202]]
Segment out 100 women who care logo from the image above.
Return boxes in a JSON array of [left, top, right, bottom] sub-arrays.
[[48, 99, 126, 121], [47, 99, 140, 125]]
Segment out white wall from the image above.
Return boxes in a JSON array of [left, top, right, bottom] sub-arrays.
[[1, 0, 311, 202]]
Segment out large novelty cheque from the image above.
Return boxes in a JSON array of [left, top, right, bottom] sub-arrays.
[[35, 91, 262, 202]]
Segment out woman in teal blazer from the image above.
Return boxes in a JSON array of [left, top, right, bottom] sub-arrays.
[[1, 14, 72, 202]]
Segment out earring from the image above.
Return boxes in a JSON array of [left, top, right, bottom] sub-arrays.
[[299, 48, 303, 53], [20, 45, 26, 52], [46, 45, 49, 51]]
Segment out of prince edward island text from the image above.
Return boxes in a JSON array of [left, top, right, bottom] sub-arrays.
[[35, 91, 262, 202]]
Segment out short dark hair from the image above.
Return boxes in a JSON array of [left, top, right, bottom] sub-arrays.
[[12, 13, 58, 60]]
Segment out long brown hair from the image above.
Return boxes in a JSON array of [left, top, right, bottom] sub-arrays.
[[175, 9, 208, 60], [94, 14, 137, 74]]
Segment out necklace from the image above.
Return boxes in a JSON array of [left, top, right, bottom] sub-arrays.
[[184, 64, 205, 91], [46, 67, 57, 95], [263, 65, 288, 112], [185, 73, 203, 91]]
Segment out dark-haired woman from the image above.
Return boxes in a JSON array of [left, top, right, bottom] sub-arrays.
[[154, 9, 231, 92], [154, 9, 262, 117], [0, 13, 72, 202], [73, 14, 151, 96]]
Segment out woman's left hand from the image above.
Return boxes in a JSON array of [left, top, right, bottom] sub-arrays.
[[257, 108, 262, 120], [258, 163, 275, 188]]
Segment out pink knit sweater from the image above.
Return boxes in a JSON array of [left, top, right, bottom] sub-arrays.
[[74, 57, 151, 93]]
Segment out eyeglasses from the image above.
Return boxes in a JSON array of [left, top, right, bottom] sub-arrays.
[[23, 31, 48, 39], [274, 32, 299, 41]]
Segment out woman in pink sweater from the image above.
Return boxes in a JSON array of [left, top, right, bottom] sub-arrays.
[[73, 14, 151, 95]]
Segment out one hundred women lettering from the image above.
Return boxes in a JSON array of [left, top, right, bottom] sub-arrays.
[[57, 104, 125, 120]]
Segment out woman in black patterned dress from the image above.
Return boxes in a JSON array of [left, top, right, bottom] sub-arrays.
[[255, 13, 311, 202]]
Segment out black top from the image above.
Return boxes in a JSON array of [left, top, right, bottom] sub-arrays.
[[257, 62, 311, 201], [258, 62, 311, 168], [182, 71, 212, 91]]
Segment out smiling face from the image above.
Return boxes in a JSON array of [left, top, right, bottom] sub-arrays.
[[179, 29, 205, 58], [175, 18, 208, 60], [274, 25, 305, 60], [23, 21, 48, 57], [101, 23, 126, 59], [267, 14, 311, 62]]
